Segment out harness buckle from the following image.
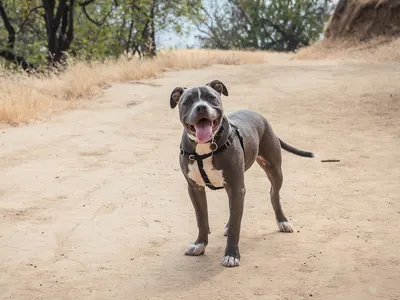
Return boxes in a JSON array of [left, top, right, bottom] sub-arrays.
[[180, 149, 184, 156], [188, 154, 195, 161], [225, 140, 232, 147]]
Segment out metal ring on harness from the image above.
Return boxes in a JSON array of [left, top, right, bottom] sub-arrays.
[[210, 142, 218, 152], [188, 154, 195, 161], [225, 140, 232, 147]]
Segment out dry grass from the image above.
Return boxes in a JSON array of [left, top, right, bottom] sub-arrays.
[[0, 49, 266, 126], [294, 37, 400, 61], [295, 0, 400, 62]]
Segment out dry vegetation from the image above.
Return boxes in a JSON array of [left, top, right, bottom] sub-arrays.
[[295, 0, 400, 61], [295, 36, 400, 61], [3, 0, 400, 126], [0, 49, 266, 126]]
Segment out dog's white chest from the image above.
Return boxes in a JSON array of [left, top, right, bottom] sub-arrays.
[[187, 143, 225, 188]]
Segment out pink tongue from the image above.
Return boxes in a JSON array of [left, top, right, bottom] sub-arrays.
[[194, 119, 213, 143]]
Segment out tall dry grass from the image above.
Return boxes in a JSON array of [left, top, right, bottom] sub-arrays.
[[294, 37, 400, 62], [0, 49, 266, 126]]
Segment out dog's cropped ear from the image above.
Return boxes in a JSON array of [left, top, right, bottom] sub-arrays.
[[170, 87, 184, 109], [206, 80, 228, 96]]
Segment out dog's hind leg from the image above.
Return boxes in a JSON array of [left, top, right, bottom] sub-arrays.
[[256, 157, 293, 232], [256, 134, 293, 233]]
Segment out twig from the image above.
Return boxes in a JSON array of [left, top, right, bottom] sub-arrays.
[[321, 159, 340, 163]]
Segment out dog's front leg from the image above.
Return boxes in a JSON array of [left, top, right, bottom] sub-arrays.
[[222, 183, 245, 267], [184, 182, 209, 256]]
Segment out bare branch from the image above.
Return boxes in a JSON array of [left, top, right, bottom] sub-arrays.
[[78, 0, 96, 6], [194, 18, 214, 38], [200, 6, 214, 29], [17, 5, 44, 34], [194, 24, 213, 38], [80, 0, 114, 26]]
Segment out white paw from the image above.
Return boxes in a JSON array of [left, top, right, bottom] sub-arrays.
[[223, 226, 228, 236], [185, 243, 206, 256], [278, 221, 294, 233], [222, 256, 240, 267]]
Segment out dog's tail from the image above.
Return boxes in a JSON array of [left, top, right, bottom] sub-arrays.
[[279, 138, 314, 158]]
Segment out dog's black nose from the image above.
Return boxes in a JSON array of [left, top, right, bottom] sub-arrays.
[[196, 104, 207, 112]]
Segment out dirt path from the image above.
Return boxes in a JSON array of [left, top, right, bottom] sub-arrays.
[[1, 54, 399, 300]]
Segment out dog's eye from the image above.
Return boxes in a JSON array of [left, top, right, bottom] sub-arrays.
[[182, 98, 192, 106], [208, 95, 215, 101]]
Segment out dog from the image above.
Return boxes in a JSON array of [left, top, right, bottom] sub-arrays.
[[170, 80, 314, 267]]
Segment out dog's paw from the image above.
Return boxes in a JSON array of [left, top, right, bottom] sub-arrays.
[[185, 243, 206, 256], [277, 221, 294, 233], [222, 255, 240, 267]]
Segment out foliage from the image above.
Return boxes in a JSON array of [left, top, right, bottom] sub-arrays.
[[0, 0, 203, 69], [197, 0, 335, 52], [0, 0, 336, 70]]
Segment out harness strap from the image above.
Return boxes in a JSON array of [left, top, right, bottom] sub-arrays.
[[180, 123, 245, 190], [197, 159, 224, 190]]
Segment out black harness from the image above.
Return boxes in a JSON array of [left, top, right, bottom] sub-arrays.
[[180, 123, 245, 190]]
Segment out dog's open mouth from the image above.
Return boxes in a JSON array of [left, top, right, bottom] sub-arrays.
[[187, 118, 220, 143]]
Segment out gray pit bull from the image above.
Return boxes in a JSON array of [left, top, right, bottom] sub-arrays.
[[170, 80, 314, 267]]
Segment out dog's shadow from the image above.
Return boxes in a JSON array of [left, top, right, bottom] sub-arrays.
[[242, 229, 295, 248], [173, 231, 280, 276], [137, 230, 289, 296]]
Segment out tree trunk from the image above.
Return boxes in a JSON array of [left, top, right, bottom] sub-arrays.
[[141, 0, 157, 58], [42, 0, 70, 66], [149, 0, 156, 57]]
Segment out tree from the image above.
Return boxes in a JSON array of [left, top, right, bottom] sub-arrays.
[[42, 0, 77, 66], [0, 0, 40, 70], [0, 0, 203, 70], [0, 0, 86, 69], [197, 0, 335, 52]]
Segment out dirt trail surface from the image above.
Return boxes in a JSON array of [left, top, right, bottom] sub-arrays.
[[1, 54, 400, 300]]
